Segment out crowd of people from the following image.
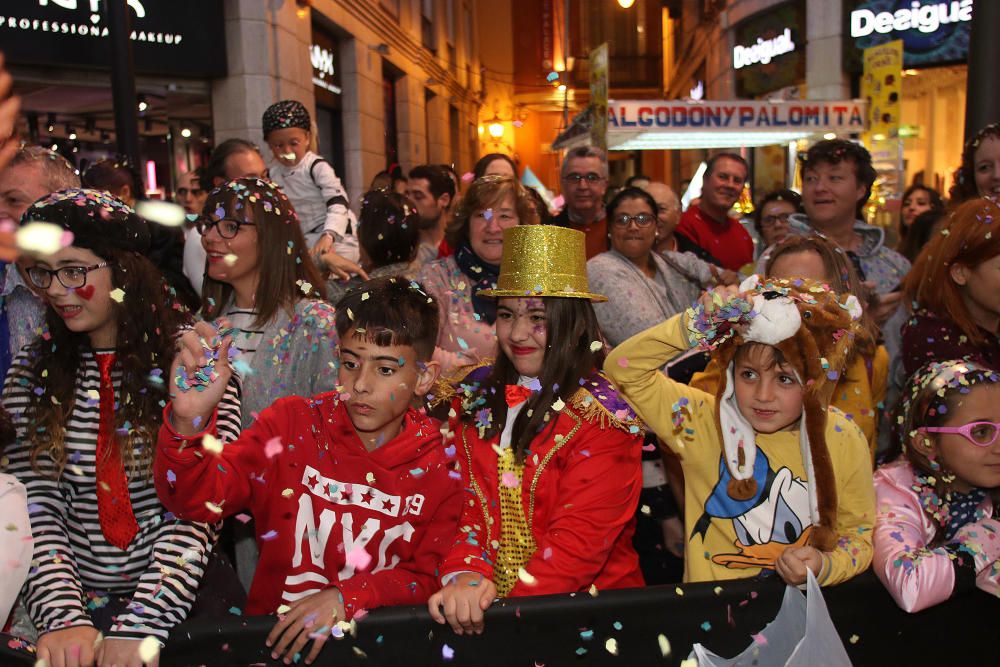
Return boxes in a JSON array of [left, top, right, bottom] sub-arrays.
[[0, 62, 997, 666]]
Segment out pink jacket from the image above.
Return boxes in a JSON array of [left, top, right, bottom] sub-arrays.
[[873, 460, 1000, 613], [417, 256, 497, 375]]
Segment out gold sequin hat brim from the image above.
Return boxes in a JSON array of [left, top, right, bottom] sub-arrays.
[[477, 225, 608, 302]]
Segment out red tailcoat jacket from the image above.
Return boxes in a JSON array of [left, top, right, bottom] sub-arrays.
[[437, 366, 645, 595], [154, 393, 463, 619]]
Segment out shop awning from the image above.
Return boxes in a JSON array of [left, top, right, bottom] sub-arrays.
[[607, 99, 867, 150]]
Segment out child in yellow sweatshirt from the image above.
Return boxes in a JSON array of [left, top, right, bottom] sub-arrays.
[[605, 276, 875, 587]]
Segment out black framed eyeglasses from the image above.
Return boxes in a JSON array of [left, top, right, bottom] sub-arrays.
[[611, 213, 657, 228], [761, 213, 792, 227], [195, 217, 256, 239], [562, 172, 604, 184], [27, 263, 111, 290]]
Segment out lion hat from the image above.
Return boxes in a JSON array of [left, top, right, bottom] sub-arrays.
[[685, 275, 866, 551]]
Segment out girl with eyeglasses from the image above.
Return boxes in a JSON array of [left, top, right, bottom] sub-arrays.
[[199, 177, 338, 429], [3, 189, 243, 667], [873, 359, 1000, 613], [587, 187, 732, 348]]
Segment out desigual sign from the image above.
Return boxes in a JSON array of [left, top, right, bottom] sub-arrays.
[[733, 28, 796, 70], [0, 0, 226, 77], [846, 0, 972, 67], [850, 0, 972, 37]]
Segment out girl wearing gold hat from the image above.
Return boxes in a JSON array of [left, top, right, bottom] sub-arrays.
[[427, 225, 645, 635]]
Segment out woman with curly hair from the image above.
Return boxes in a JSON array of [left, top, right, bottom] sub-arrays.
[[2, 189, 242, 667], [417, 175, 539, 374]]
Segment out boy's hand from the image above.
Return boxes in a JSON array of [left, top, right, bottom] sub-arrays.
[[427, 573, 497, 635], [775, 545, 824, 586], [267, 587, 345, 665], [97, 637, 159, 667], [168, 321, 233, 436], [36, 625, 101, 667]]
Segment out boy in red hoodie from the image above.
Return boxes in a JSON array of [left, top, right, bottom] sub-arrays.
[[154, 277, 462, 664]]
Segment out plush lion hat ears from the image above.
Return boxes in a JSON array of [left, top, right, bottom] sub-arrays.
[[702, 276, 866, 552]]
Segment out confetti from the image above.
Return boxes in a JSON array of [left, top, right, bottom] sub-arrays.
[[442, 644, 455, 660], [137, 636, 160, 663], [223, 253, 238, 266], [657, 634, 671, 656], [109, 288, 125, 303], [589, 341, 603, 352], [202, 434, 223, 455], [850, 634, 860, 644], [17, 221, 68, 255], [501, 472, 518, 487], [346, 547, 372, 571], [517, 567, 537, 585], [264, 437, 283, 459], [136, 200, 186, 227], [605, 638, 618, 655]]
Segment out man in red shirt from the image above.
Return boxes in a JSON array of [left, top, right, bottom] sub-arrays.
[[676, 152, 753, 271], [552, 146, 610, 258], [155, 277, 462, 665]]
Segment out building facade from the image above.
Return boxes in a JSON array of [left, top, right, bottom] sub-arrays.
[[4, 0, 483, 207]]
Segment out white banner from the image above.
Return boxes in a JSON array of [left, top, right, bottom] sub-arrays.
[[608, 100, 867, 135]]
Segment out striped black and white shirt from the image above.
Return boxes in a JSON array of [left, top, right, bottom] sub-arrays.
[[223, 307, 265, 369], [2, 348, 243, 641]]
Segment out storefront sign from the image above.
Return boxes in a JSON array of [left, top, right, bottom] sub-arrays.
[[845, 0, 971, 67], [0, 0, 226, 77], [733, 28, 796, 70], [608, 100, 866, 133], [733, 0, 805, 97], [861, 40, 903, 140], [311, 22, 342, 110], [850, 0, 972, 37]]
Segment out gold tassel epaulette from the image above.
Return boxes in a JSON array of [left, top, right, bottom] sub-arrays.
[[428, 359, 495, 408], [569, 372, 645, 435]]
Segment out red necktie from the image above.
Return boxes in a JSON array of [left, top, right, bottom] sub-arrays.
[[505, 384, 533, 407], [95, 353, 138, 550]]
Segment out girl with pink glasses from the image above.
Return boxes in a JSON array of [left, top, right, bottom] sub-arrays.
[[873, 359, 1000, 612]]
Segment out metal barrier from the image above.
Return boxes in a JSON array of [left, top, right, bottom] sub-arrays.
[[3, 570, 995, 665]]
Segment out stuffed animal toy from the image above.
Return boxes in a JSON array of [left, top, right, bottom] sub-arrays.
[[685, 275, 865, 551]]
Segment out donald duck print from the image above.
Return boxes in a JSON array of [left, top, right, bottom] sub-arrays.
[[691, 447, 814, 570]]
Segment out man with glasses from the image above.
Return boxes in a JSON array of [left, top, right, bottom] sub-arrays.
[[552, 146, 610, 259]]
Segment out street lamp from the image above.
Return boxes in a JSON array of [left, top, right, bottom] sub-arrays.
[[488, 120, 505, 139], [617, 0, 636, 7]]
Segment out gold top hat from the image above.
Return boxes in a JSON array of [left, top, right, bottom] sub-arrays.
[[477, 225, 607, 302]]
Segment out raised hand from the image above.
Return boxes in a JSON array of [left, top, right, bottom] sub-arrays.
[[168, 321, 234, 436]]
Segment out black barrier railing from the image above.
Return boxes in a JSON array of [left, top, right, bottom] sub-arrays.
[[2, 570, 996, 666]]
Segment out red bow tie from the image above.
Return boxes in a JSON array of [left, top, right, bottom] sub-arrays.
[[505, 384, 533, 407]]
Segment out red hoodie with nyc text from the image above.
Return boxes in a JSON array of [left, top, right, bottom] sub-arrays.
[[154, 393, 463, 619]]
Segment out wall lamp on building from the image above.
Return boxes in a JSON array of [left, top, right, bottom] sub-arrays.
[[370, 43, 390, 56], [617, 0, 637, 7], [295, 0, 312, 19]]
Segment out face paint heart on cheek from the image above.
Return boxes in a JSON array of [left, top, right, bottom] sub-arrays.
[[75, 285, 96, 301]]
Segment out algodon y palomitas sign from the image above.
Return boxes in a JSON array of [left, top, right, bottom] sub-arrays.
[[607, 100, 866, 134]]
